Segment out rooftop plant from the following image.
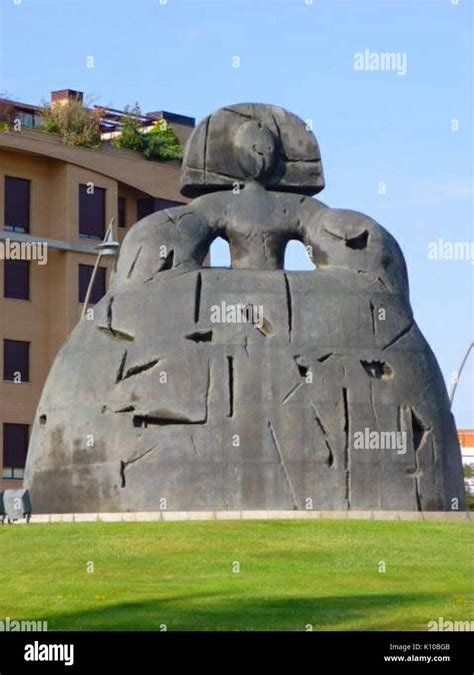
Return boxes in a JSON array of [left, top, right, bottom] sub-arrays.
[[40, 97, 102, 149], [0, 97, 15, 132], [113, 104, 183, 161], [144, 119, 183, 160], [2, 94, 183, 160]]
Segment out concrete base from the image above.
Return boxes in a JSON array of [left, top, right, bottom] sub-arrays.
[[13, 510, 473, 524]]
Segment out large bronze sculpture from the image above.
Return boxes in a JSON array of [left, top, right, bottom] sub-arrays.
[[25, 104, 465, 512]]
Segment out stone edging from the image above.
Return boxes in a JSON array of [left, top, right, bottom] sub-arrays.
[[15, 510, 474, 524]]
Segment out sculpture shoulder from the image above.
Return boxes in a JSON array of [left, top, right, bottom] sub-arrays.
[[322, 207, 407, 262], [320, 207, 393, 240], [304, 206, 409, 295], [120, 204, 209, 246], [115, 205, 211, 287]]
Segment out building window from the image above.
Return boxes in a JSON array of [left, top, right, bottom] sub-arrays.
[[118, 196, 127, 228], [3, 339, 30, 383], [153, 198, 185, 211], [15, 111, 37, 129], [2, 423, 29, 480], [4, 176, 30, 233], [137, 197, 184, 221], [79, 264, 106, 304], [79, 184, 106, 239], [4, 260, 30, 300], [137, 198, 155, 221]]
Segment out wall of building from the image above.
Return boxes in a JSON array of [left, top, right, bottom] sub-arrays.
[[0, 135, 187, 491]]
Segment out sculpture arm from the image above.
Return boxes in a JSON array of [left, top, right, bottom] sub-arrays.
[[114, 205, 212, 289], [303, 205, 410, 296]]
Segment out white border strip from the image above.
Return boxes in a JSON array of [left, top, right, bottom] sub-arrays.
[[19, 510, 474, 524]]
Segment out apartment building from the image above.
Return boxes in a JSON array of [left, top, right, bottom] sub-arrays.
[[0, 89, 194, 490]]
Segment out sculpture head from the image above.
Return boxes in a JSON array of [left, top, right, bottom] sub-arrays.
[[180, 103, 325, 197]]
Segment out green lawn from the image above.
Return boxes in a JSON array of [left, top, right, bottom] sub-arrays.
[[0, 520, 472, 631]]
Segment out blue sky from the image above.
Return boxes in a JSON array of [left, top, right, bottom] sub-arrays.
[[0, 0, 472, 427]]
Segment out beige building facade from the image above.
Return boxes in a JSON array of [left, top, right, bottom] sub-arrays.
[[0, 92, 194, 490]]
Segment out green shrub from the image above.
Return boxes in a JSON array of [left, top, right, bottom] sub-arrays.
[[114, 104, 183, 161], [143, 120, 183, 160], [113, 104, 145, 153], [40, 98, 102, 148], [114, 123, 146, 153], [463, 464, 474, 510], [0, 99, 15, 129]]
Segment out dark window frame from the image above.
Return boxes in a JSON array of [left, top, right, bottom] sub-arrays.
[[137, 197, 184, 221], [78, 264, 107, 305], [4, 176, 31, 233], [2, 423, 29, 479], [4, 259, 30, 301], [3, 339, 30, 383], [79, 184, 106, 240], [118, 196, 127, 228]]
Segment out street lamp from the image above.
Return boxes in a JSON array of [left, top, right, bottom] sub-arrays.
[[81, 218, 120, 320], [450, 340, 474, 406]]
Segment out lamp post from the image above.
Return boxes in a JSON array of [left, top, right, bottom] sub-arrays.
[[81, 218, 120, 320], [450, 340, 474, 406]]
